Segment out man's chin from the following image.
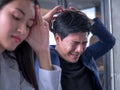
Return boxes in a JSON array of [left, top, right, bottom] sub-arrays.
[[70, 55, 80, 62], [69, 59, 79, 63]]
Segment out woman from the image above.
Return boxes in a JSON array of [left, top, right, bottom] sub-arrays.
[[0, 0, 62, 90]]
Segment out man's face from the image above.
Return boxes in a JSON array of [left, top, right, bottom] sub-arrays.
[[55, 32, 88, 63]]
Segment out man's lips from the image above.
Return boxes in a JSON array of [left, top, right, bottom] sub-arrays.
[[11, 35, 21, 42], [71, 53, 80, 58]]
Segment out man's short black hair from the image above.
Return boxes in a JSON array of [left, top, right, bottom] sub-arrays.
[[52, 11, 91, 40]]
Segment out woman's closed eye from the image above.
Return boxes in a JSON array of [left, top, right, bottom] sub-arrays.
[[26, 24, 32, 30], [26, 21, 34, 30], [12, 15, 21, 21]]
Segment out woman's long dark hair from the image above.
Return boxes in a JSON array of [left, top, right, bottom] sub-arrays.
[[0, 0, 39, 89], [15, 41, 38, 90]]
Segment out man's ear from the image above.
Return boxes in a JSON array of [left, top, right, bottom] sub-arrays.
[[55, 33, 61, 44]]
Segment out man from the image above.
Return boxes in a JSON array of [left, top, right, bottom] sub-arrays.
[[35, 7, 116, 90], [49, 9, 115, 90]]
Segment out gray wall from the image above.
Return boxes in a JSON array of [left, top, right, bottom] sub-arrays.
[[102, 0, 120, 89], [112, 0, 120, 89]]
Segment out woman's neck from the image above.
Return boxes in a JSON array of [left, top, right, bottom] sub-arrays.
[[0, 45, 5, 54]]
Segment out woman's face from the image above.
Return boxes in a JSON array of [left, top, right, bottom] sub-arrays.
[[0, 0, 35, 52]]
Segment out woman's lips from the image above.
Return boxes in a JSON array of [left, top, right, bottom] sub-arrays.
[[11, 35, 21, 42]]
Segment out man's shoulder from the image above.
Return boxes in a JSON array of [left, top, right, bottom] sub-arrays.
[[50, 45, 56, 54], [50, 45, 60, 66], [50, 45, 55, 49]]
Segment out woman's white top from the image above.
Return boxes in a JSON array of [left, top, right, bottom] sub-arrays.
[[0, 54, 61, 90]]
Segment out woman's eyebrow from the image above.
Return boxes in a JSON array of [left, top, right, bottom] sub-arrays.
[[15, 8, 34, 21]]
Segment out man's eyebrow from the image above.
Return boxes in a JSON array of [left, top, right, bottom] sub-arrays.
[[16, 8, 25, 16]]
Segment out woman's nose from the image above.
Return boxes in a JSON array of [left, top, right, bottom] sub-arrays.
[[17, 24, 27, 35]]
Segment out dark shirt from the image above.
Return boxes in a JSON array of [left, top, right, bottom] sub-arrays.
[[60, 56, 93, 90]]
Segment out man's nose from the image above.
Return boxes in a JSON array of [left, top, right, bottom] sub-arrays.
[[75, 45, 84, 53]]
